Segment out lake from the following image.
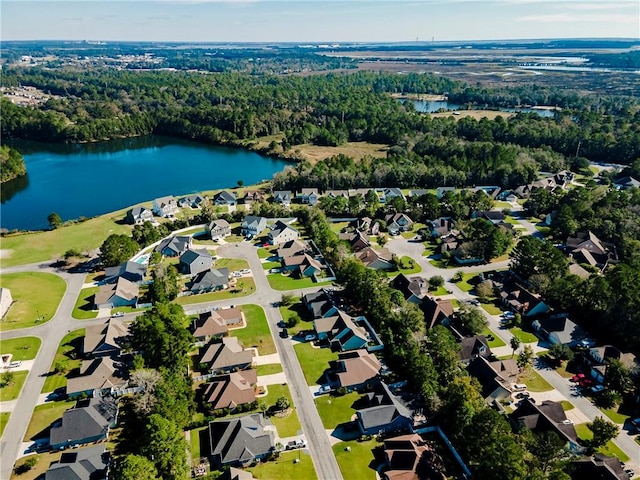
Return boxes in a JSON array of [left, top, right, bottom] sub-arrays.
[[401, 99, 556, 117], [1, 136, 290, 231]]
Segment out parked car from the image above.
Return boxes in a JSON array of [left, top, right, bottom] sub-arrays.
[[513, 383, 527, 392], [280, 328, 289, 338], [112, 311, 125, 317], [516, 391, 530, 399], [304, 333, 317, 342], [590, 384, 605, 394], [240, 269, 251, 274], [8, 361, 22, 368], [286, 439, 306, 450]]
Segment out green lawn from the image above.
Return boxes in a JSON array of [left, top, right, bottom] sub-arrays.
[[233, 305, 276, 355], [479, 327, 506, 348], [175, 278, 256, 305], [504, 215, 520, 225], [263, 383, 302, 437], [561, 401, 575, 411], [480, 301, 503, 315], [279, 302, 314, 337], [509, 327, 538, 343], [398, 256, 422, 274], [262, 261, 282, 270], [216, 257, 250, 272], [329, 222, 349, 234], [0, 412, 9, 438], [294, 343, 339, 385], [247, 450, 317, 480], [0, 209, 132, 268], [189, 426, 208, 461], [457, 273, 477, 292], [267, 274, 331, 291], [0, 337, 41, 361], [0, 272, 66, 331], [42, 329, 85, 394], [333, 438, 383, 480], [521, 370, 553, 392], [256, 364, 284, 376], [575, 423, 629, 462], [422, 243, 437, 257], [0, 370, 28, 402], [428, 286, 448, 296], [600, 406, 630, 425], [72, 287, 99, 319], [314, 391, 360, 429], [24, 399, 76, 441], [258, 248, 277, 259]]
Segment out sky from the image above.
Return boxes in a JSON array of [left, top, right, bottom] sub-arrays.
[[2, 0, 639, 43]]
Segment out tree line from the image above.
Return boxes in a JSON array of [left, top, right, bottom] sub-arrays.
[[0, 145, 26, 183]]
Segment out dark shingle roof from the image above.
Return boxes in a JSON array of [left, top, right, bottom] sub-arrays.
[[50, 398, 117, 447], [44, 445, 108, 480], [209, 413, 275, 465]]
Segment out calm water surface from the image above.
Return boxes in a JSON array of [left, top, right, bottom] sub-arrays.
[[2, 136, 290, 231]]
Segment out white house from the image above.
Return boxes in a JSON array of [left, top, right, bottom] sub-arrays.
[[268, 221, 300, 245], [153, 196, 179, 217]]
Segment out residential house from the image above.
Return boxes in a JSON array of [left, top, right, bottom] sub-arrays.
[[208, 413, 275, 467], [356, 381, 413, 435], [272, 190, 292, 206], [497, 190, 518, 203], [241, 216, 267, 238], [156, 235, 192, 257], [467, 356, 519, 405], [302, 289, 339, 319], [178, 194, 204, 209], [268, 220, 300, 245], [567, 231, 617, 270], [391, 274, 428, 304], [243, 190, 266, 206], [189, 268, 230, 294], [83, 318, 129, 358], [583, 345, 638, 384], [472, 210, 506, 225], [339, 231, 371, 252], [459, 335, 492, 365], [191, 307, 244, 342], [180, 248, 214, 276], [206, 219, 231, 240], [568, 263, 591, 280], [104, 261, 147, 284], [282, 254, 323, 278], [436, 187, 457, 199], [420, 297, 454, 329], [214, 191, 237, 206], [614, 176, 640, 191], [49, 398, 118, 450], [352, 217, 372, 233], [203, 370, 257, 410], [44, 445, 109, 480], [426, 217, 456, 239], [334, 350, 381, 390], [299, 188, 320, 206], [221, 468, 257, 480], [408, 189, 428, 198], [152, 195, 178, 217], [499, 282, 549, 317], [553, 170, 575, 188], [385, 213, 413, 235], [276, 239, 310, 259], [325, 189, 350, 199], [382, 188, 404, 203], [126, 206, 153, 225], [0, 288, 12, 319], [66, 356, 128, 398], [382, 433, 434, 480], [531, 316, 588, 347], [200, 337, 254, 374], [511, 399, 581, 452], [314, 311, 369, 352], [356, 247, 394, 270], [570, 454, 630, 480], [94, 277, 139, 309]]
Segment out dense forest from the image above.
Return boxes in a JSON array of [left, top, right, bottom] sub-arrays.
[[0, 145, 26, 183]]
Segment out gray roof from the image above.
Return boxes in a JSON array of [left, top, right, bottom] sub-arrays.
[[242, 216, 267, 230], [209, 413, 275, 465], [190, 268, 230, 291], [272, 190, 292, 202], [104, 261, 146, 281], [50, 398, 117, 447], [356, 382, 412, 431], [44, 445, 108, 480], [215, 191, 237, 203], [156, 235, 192, 255], [201, 337, 253, 370], [180, 248, 213, 266]]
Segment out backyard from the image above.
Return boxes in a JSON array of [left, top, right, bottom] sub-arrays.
[[294, 342, 339, 385], [41, 329, 85, 393], [332, 437, 383, 480], [232, 304, 276, 355], [175, 278, 256, 305], [24, 399, 76, 441], [0, 337, 41, 361], [314, 391, 360, 429]]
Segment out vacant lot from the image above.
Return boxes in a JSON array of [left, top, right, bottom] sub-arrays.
[[216, 257, 250, 272], [0, 337, 41, 361], [0, 272, 66, 331], [267, 274, 331, 291], [294, 343, 339, 385], [72, 287, 99, 319], [233, 304, 275, 355], [41, 329, 84, 393]]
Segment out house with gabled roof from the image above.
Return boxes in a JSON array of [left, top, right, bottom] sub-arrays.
[[189, 268, 230, 294], [180, 248, 214, 276], [208, 413, 275, 467], [459, 335, 491, 365], [570, 454, 630, 480], [83, 318, 129, 358], [567, 231, 617, 270], [200, 337, 254, 374], [334, 349, 381, 390], [50, 397, 118, 450], [94, 277, 139, 309], [356, 381, 413, 435], [420, 297, 454, 329], [467, 356, 519, 405], [314, 311, 369, 352], [302, 289, 339, 319], [203, 370, 257, 410], [614, 175, 640, 191], [282, 254, 323, 278], [214, 191, 237, 206], [178, 194, 204, 209], [582, 345, 638, 385], [156, 235, 192, 257], [325, 189, 350, 199], [191, 307, 243, 343], [126, 206, 154, 225], [385, 213, 413, 235], [426, 217, 456, 239], [339, 231, 371, 252], [391, 274, 428, 304], [241, 216, 267, 238], [299, 188, 320, 206], [207, 219, 231, 240], [152, 195, 178, 217], [356, 247, 394, 270], [268, 220, 299, 245], [472, 210, 506, 225], [243, 190, 266, 206], [382, 433, 434, 480], [104, 261, 147, 284], [512, 399, 581, 452], [276, 239, 310, 259], [532, 315, 588, 347], [44, 445, 109, 480], [66, 356, 128, 398], [272, 190, 292, 206], [382, 188, 404, 203], [221, 468, 257, 480], [499, 281, 549, 317]]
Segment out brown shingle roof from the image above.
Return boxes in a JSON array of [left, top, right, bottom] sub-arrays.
[[335, 350, 381, 388], [203, 370, 257, 410]]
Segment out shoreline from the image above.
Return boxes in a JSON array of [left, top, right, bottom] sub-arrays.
[[390, 92, 447, 101]]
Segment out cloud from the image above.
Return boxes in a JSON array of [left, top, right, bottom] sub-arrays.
[[517, 13, 637, 24]]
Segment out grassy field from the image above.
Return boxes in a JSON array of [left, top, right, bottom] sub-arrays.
[[216, 257, 250, 272], [333, 438, 383, 480], [42, 329, 85, 393], [479, 327, 506, 348], [267, 274, 332, 291], [397, 256, 422, 275], [0, 337, 41, 361], [247, 450, 318, 480], [0, 209, 132, 268], [256, 364, 283, 376], [428, 286, 448, 296], [71, 286, 99, 319], [509, 327, 538, 343], [574, 423, 629, 462], [294, 343, 339, 385], [0, 272, 66, 331], [233, 304, 276, 355], [24, 399, 76, 441], [263, 383, 302, 437], [175, 278, 256, 305], [314, 391, 360, 429], [329, 222, 349, 234], [0, 370, 29, 402], [521, 370, 553, 392], [0, 412, 9, 438]]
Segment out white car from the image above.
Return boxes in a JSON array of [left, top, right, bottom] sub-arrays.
[[240, 269, 251, 274], [8, 361, 22, 368], [112, 312, 125, 318]]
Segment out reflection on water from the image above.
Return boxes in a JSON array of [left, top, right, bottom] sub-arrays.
[[1, 174, 29, 204]]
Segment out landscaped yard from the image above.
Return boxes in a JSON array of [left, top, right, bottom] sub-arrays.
[[428, 286, 448, 296], [267, 274, 331, 291], [247, 450, 317, 480], [521, 370, 553, 392], [479, 301, 503, 316], [509, 327, 538, 344], [294, 343, 339, 385], [314, 391, 360, 429], [329, 222, 349, 234], [262, 383, 302, 437], [11, 450, 64, 480], [175, 278, 256, 305], [189, 426, 208, 462], [42, 329, 85, 394], [262, 261, 282, 270], [233, 305, 276, 355], [422, 242, 436, 257], [0, 412, 9, 438], [279, 302, 314, 337], [258, 247, 277, 259], [256, 364, 283, 376], [0, 272, 66, 331], [24, 399, 76, 441], [457, 273, 477, 292], [397, 256, 422, 275], [561, 401, 575, 411], [0, 337, 41, 361], [333, 437, 383, 480], [0, 370, 29, 402], [574, 423, 630, 462], [600, 406, 630, 425], [72, 287, 99, 319], [216, 257, 250, 272], [479, 327, 506, 348]]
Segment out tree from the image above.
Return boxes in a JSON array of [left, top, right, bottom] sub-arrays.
[[286, 313, 301, 328], [475, 280, 494, 302], [100, 234, 140, 267], [111, 454, 159, 480], [428, 275, 445, 289], [280, 294, 296, 306], [275, 396, 290, 411], [604, 359, 633, 394], [510, 236, 568, 282], [149, 264, 180, 303], [587, 416, 619, 449], [47, 212, 62, 229], [426, 326, 461, 385], [439, 376, 486, 437], [510, 337, 521, 358], [141, 414, 188, 480], [0, 371, 14, 388], [237, 180, 244, 187], [129, 368, 162, 416], [528, 431, 567, 474], [517, 344, 534, 372], [455, 305, 488, 336], [548, 343, 574, 366]]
